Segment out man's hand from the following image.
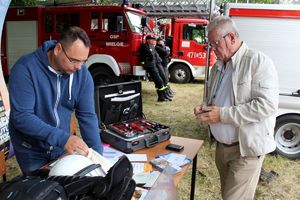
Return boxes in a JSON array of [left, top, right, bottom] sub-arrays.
[[64, 135, 89, 156], [194, 104, 206, 115], [194, 105, 221, 124]]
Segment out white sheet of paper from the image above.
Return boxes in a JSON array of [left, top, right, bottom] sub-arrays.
[[132, 163, 146, 174], [133, 172, 149, 184], [143, 171, 161, 188], [166, 154, 186, 165], [103, 146, 124, 164], [125, 154, 147, 162]]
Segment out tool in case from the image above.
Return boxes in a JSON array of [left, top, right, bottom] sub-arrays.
[[94, 80, 171, 153]]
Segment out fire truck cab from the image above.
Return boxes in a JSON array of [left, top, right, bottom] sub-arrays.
[[1, 4, 150, 86], [159, 18, 215, 83]]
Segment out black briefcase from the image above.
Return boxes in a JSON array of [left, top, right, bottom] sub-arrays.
[[94, 80, 170, 153]]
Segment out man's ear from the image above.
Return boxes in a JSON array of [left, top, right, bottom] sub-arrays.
[[53, 43, 62, 56], [228, 32, 235, 44]]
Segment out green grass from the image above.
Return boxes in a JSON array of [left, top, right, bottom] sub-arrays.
[[3, 80, 300, 200]]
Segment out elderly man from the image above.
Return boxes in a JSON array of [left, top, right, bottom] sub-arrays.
[[194, 16, 279, 199]]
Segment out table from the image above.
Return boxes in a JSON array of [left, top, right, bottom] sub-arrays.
[[135, 136, 203, 200]]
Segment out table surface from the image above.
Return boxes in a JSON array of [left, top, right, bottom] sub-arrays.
[[135, 136, 203, 185]]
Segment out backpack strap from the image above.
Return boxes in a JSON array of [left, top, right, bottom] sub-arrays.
[[48, 175, 108, 198], [74, 164, 105, 176]]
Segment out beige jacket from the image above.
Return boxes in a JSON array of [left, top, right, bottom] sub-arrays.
[[207, 43, 279, 157]]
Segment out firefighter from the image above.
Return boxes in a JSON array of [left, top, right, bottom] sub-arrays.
[[140, 35, 171, 102], [155, 37, 175, 97]]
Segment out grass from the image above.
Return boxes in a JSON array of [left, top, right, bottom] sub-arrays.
[[3, 80, 300, 200], [142, 80, 300, 200]]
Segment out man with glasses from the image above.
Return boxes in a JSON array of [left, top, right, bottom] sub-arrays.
[[8, 26, 103, 174], [194, 16, 278, 199]]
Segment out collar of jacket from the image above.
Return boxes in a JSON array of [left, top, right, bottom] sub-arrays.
[[229, 42, 248, 70]]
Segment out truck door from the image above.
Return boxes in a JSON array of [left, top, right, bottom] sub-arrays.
[[180, 23, 207, 67], [89, 11, 130, 75]]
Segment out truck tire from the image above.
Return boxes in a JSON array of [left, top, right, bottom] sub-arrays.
[[274, 115, 300, 159], [169, 64, 191, 83], [89, 65, 117, 87]]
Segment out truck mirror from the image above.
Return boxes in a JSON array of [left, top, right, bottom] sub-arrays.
[[204, 44, 209, 50], [141, 17, 147, 27]]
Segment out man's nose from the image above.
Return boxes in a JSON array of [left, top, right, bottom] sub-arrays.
[[210, 45, 217, 51], [73, 63, 82, 71]]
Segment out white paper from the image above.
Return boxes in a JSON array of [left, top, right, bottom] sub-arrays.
[[143, 171, 161, 188], [103, 146, 125, 164], [133, 172, 149, 184], [133, 171, 161, 187], [87, 148, 113, 173], [125, 154, 147, 162], [132, 163, 146, 174], [166, 154, 186, 165], [160, 153, 189, 167]]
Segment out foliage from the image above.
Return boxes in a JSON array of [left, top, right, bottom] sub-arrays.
[[10, 0, 40, 6]]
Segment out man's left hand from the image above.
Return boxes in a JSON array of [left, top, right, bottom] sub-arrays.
[[195, 105, 221, 124]]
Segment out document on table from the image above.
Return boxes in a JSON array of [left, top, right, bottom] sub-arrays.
[[103, 146, 147, 163], [164, 153, 186, 165], [103, 146, 124, 164], [132, 163, 153, 174], [159, 152, 191, 167], [133, 171, 160, 187], [125, 154, 147, 162]]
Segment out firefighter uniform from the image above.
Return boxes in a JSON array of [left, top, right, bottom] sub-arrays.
[[155, 42, 169, 81], [155, 38, 175, 97], [140, 35, 171, 102]]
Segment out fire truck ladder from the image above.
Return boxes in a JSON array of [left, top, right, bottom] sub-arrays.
[[44, 0, 213, 18], [117, 0, 211, 18]]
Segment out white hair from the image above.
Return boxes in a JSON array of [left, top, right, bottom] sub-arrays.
[[208, 16, 239, 37]]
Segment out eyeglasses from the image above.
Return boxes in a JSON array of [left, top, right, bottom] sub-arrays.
[[61, 44, 88, 65], [208, 33, 229, 48]]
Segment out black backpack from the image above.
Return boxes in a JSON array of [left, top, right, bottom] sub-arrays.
[[48, 155, 136, 200], [0, 176, 67, 200], [0, 155, 135, 200]]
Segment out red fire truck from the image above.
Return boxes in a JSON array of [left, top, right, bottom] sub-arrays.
[[159, 18, 215, 83], [1, 3, 153, 86]]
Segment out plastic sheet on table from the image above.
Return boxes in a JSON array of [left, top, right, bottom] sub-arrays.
[[143, 164, 178, 200]]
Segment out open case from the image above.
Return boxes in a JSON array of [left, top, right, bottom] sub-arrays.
[[95, 80, 170, 153]]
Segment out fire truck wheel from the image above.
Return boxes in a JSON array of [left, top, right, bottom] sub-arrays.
[[89, 66, 117, 87], [169, 64, 191, 83], [274, 114, 300, 159]]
